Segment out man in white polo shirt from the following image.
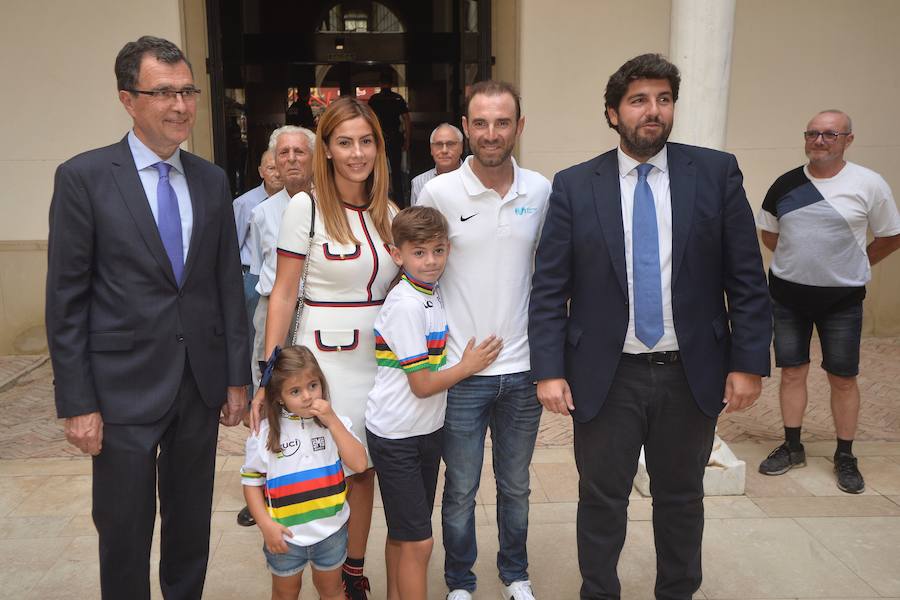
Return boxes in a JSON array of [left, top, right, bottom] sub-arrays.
[[418, 80, 550, 600]]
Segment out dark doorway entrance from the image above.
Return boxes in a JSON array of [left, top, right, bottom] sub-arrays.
[[206, 0, 491, 204]]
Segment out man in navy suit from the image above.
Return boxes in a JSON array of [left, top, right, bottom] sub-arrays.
[[46, 36, 250, 599], [529, 54, 771, 599]]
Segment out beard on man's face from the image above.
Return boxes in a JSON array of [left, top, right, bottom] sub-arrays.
[[619, 116, 672, 159], [471, 140, 514, 168]]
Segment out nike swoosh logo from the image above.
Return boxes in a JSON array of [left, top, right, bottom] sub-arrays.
[[460, 213, 479, 222]]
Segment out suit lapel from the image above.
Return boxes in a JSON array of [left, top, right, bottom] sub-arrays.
[[668, 144, 696, 285], [111, 137, 178, 287], [592, 151, 628, 298], [180, 152, 206, 287]]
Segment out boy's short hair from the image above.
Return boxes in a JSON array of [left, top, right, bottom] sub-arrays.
[[392, 206, 449, 247]]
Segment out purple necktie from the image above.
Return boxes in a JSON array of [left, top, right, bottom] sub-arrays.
[[154, 162, 184, 284]]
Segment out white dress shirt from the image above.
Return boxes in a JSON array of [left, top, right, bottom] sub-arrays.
[[410, 168, 437, 206], [250, 188, 291, 296], [127, 130, 193, 261], [617, 146, 678, 353]]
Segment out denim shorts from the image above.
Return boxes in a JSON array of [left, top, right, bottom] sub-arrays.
[[772, 299, 863, 377], [367, 427, 442, 542], [262, 522, 348, 576]]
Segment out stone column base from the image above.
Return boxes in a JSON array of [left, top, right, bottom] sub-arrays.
[[633, 435, 746, 497]]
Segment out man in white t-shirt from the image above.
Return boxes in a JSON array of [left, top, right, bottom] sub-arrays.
[[418, 80, 550, 600], [756, 110, 900, 493]]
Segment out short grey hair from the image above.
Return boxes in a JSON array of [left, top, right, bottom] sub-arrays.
[[268, 125, 316, 152], [429, 123, 463, 144]]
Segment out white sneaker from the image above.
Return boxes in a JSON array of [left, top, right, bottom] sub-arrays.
[[501, 580, 536, 600], [447, 590, 473, 600]]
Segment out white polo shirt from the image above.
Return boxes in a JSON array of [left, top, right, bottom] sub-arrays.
[[417, 155, 550, 375]]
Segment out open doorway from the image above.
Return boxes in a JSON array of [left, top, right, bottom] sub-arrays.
[[206, 0, 491, 205]]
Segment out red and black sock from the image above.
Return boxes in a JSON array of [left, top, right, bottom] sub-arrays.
[[342, 556, 370, 597], [342, 555, 365, 579]]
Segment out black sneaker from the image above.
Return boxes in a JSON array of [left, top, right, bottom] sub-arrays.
[[834, 453, 865, 494], [759, 442, 806, 475], [236, 506, 255, 527], [342, 573, 370, 600]]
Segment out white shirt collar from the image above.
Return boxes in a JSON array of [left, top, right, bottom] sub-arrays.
[[128, 130, 184, 175], [459, 155, 526, 198], [616, 144, 668, 179]]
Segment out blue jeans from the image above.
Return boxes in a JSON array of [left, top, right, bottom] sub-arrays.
[[441, 371, 542, 592], [262, 522, 348, 576]]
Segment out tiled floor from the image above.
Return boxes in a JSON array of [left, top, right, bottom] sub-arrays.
[[2, 442, 900, 599], [2, 343, 899, 598]]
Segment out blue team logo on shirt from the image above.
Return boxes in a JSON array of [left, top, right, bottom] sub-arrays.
[[515, 207, 537, 216]]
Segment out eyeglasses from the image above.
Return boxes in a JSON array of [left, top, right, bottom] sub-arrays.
[[803, 130, 851, 142], [431, 141, 460, 150], [125, 88, 202, 102]]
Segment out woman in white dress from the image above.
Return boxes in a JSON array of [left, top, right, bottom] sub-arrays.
[[252, 96, 398, 598]]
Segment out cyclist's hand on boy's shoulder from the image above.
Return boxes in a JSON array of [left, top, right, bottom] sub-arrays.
[[260, 519, 293, 554], [459, 335, 503, 376]]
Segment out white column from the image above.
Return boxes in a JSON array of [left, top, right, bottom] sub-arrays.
[[635, 0, 747, 497], [668, 0, 736, 150]]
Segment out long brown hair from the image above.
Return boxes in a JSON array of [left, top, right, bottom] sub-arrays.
[[263, 346, 330, 453], [313, 96, 394, 245]]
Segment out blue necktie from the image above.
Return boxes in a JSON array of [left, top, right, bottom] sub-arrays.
[[154, 162, 184, 285], [633, 163, 664, 348]]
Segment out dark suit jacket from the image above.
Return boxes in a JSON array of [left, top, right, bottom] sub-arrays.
[[46, 136, 250, 424], [529, 143, 771, 421]]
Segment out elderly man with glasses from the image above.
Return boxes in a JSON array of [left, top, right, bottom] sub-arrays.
[[410, 123, 464, 205], [756, 109, 900, 493]]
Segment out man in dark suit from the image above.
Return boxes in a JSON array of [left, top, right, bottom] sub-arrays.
[[45, 36, 250, 600], [529, 54, 771, 600]]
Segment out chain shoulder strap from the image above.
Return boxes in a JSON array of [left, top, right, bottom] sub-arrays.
[[290, 193, 316, 345]]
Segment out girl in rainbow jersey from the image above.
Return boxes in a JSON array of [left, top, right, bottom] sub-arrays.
[[242, 346, 367, 600]]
